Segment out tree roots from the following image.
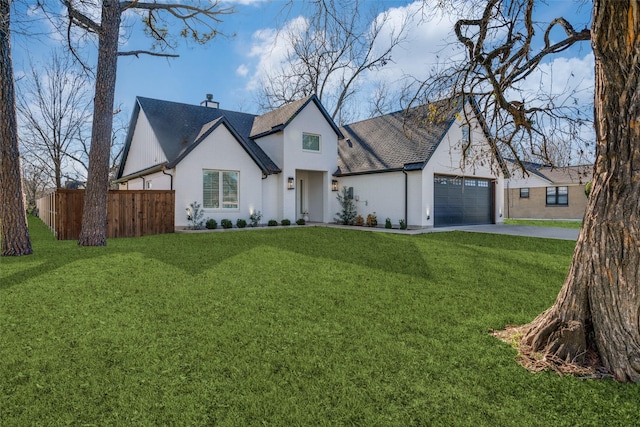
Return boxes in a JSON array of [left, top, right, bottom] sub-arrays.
[[491, 325, 614, 380]]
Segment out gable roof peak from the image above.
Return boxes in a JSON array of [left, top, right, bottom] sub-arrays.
[[250, 94, 342, 139]]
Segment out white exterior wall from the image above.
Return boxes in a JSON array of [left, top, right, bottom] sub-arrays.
[[121, 109, 167, 176], [422, 106, 505, 226], [120, 170, 173, 191], [261, 175, 281, 222], [335, 171, 408, 226], [258, 101, 339, 223], [173, 125, 264, 227]]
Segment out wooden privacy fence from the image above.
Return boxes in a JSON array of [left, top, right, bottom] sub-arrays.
[[37, 189, 175, 240]]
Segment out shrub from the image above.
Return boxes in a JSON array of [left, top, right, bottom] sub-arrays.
[[399, 219, 407, 230], [296, 218, 306, 225], [585, 181, 592, 197], [366, 212, 378, 227], [236, 218, 247, 228], [267, 219, 278, 227], [335, 186, 357, 225], [221, 219, 233, 229], [205, 219, 217, 229], [385, 218, 392, 229], [186, 201, 205, 230], [354, 215, 364, 226], [249, 210, 262, 227], [281, 219, 291, 226]]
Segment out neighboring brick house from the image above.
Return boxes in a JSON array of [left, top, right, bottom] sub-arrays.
[[505, 161, 593, 220]]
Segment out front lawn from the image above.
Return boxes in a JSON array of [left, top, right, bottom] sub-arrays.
[[1, 218, 638, 425]]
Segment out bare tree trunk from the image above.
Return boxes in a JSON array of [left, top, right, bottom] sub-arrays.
[[521, 0, 640, 382], [0, 0, 32, 256], [78, 0, 121, 246]]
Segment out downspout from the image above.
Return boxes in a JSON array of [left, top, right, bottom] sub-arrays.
[[141, 176, 146, 190], [506, 180, 510, 218], [162, 168, 174, 190], [402, 168, 408, 226]]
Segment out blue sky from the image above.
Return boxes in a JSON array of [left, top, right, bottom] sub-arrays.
[[12, 0, 594, 123]]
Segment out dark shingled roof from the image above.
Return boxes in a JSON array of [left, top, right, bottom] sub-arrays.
[[117, 97, 280, 179], [337, 98, 463, 175]]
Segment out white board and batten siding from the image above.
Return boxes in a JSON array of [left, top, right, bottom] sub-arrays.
[[121, 109, 167, 178]]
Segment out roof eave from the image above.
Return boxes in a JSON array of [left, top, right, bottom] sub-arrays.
[[113, 163, 168, 184]]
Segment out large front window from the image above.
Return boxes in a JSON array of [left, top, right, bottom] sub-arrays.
[[203, 170, 239, 209], [546, 186, 568, 205]]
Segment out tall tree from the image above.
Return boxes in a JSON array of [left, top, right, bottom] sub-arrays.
[[16, 50, 92, 189], [436, 0, 640, 381], [259, 0, 410, 123], [0, 0, 33, 256], [58, 0, 233, 246]]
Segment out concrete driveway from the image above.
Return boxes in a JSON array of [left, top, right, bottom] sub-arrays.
[[425, 224, 580, 240]]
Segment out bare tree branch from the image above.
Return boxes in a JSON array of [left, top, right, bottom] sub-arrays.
[[118, 50, 179, 58]]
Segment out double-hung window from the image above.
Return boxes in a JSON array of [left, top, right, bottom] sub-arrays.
[[203, 170, 239, 209], [520, 188, 529, 198], [302, 133, 320, 151], [546, 186, 568, 206]]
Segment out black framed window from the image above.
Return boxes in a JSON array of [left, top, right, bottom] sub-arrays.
[[546, 186, 568, 205], [520, 188, 529, 198]]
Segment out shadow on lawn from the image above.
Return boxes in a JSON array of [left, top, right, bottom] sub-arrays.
[[1, 217, 114, 289], [136, 227, 432, 279], [5, 219, 431, 287]]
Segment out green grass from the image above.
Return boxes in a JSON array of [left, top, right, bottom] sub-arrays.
[[1, 218, 638, 426], [505, 218, 583, 229]]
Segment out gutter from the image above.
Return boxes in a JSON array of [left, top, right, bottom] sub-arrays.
[[113, 163, 167, 184]]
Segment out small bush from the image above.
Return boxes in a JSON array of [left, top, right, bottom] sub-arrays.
[[296, 218, 306, 225], [385, 218, 392, 229], [399, 219, 407, 230], [186, 201, 205, 230], [249, 210, 262, 227], [221, 219, 233, 229], [205, 219, 217, 229], [366, 212, 378, 227], [236, 218, 247, 228], [354, 215, 364, 226], [281, 219, 291, 226], [267, 219, 278, 227], [335, 186, 357, 225]]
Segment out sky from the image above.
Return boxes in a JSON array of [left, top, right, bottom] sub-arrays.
[[11, 0, 595, 126]]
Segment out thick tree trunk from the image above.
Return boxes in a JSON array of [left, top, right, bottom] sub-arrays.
[[78, 0, 121, 246], [521, 0, 640, 382], [0, 0, 33, 256]]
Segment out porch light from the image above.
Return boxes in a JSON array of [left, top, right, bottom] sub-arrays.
[[288, 177, 294, 190], [426, 206, 430, 220], [331, 179, 339, 191]]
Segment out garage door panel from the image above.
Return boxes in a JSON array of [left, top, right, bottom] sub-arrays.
[[434, 175, 493, 227]]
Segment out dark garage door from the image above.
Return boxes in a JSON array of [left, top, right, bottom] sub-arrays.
[[434, 175, 493, 227]]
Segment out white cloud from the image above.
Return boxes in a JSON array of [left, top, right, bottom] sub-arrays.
[[240, 0, 594, 122], [244, 15, 308, 91], [236, 64, 249, 77]]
